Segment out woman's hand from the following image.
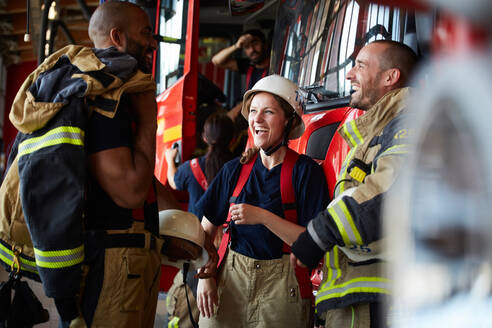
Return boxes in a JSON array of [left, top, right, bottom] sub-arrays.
[[165, 147, 178, 165], [197, 278, 218, 318], [229, 203, 270, 225]]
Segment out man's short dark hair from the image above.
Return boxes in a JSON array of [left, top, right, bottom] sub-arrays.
[[242, 29, 266, 43], [371, 40, 418, 87]]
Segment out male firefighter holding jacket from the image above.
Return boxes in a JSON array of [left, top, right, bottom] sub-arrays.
[[291, 40, 418, 327], [0, 1, 216, 327]]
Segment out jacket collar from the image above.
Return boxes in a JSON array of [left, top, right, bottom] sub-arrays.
[[339, 87, 411, 148]]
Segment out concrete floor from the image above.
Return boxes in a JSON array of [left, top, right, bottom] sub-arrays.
[[0, 267, 168, 327]]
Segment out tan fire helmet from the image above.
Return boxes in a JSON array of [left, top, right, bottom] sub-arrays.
[[159, 209, 209, 270], [241, 74, 305, 139]]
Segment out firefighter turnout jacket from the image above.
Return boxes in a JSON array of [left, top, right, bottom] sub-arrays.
[[292, 88, 412, 312], [0, 45, 155, 314]]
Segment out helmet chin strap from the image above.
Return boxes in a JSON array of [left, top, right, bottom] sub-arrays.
[[261, 115, 294, 156]]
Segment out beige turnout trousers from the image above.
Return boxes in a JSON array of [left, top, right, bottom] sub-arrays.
[[199, 249, 312, 328]]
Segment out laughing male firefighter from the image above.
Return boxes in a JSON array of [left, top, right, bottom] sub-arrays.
[[291, 40, 418, 328]]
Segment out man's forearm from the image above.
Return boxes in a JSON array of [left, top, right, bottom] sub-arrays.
[[211, 45, 238, 69]]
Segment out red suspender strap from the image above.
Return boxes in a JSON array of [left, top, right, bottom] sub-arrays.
[[217, 153, 258, 268], [280, 149, 313, 300], [190, 158, 208, 191], [246, 66, 269, 91], [261, 67, 268, 79], [245, 65, 254, 91]]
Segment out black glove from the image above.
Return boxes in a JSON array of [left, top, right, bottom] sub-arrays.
[[291, 230, 329, 269]]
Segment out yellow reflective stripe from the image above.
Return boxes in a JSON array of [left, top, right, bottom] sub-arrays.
[[337, 148, 357, 196], [338, 201, 363, 245], [34, 245, 84, 269], [163, 125, 182, 143], [328, 207, 351, 245], [350, 120, 364, 145], [342, 120, 364, 147], [321, 247, 342, 292], [19, 126, 84, 157], [316, 277, 391, 304], [342, 123, 357, 147], [0, 243, 38, 274], [168, 317, 179, 328]]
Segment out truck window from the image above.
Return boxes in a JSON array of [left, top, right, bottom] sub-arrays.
[[272, 0, 415, 110], [155, 0, 188, 94]]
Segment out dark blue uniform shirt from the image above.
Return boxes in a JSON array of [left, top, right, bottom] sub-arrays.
[[196, 153, 330, 260], [174, 156, 207, 219]]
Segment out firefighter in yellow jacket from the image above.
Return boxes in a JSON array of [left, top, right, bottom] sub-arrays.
[[291, 40, 418, 327]]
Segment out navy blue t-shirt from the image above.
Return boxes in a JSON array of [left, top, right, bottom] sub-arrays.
[[85, 95, 134, 230], [237, 58, 268, 91], [174, 156, 207, 219], [196, 153, 330, 260]]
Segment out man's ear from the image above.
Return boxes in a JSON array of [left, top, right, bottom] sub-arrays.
[[109, 27, 125, 50], [383, 68, 401, 87]]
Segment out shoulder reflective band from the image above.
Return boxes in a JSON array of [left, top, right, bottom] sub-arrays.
[[190, 158, 208, 190], [342, 120, 364, 147], [18, 126, 84, 157], [316, 276, 391, 305], [0, 242, 38, 274], [327, 199, 363, 246], [34, 244, 84, 269]]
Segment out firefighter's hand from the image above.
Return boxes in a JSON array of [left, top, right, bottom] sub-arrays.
[[234, 33, 253, 50], [230, 203, 269, 225], [165, 148, 178, 165], [290, 252, 307, 268], [197, 277, 218, 318], [196, 233, 218, 279]]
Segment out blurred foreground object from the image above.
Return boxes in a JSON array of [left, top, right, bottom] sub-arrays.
[[385, 53, 492, 327]]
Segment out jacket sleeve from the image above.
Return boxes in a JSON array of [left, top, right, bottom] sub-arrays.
[[17, 98, 87, 321], [292, 117, 411, 268]]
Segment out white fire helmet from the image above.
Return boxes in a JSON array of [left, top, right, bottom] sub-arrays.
[[241, 74, 305, 139], [159, 209, 209, 270]]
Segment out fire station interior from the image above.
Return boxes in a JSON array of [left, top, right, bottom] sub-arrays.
[[1, 0, 492, 326]]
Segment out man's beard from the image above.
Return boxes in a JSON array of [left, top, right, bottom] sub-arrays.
[[125, 36, 152, 73]]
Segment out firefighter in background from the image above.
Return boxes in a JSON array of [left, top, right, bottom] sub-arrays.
[[211, 29, 271, 154], [195, 75, 330, 328], [290, 41, 418, 327], [164, 112, 235, 328]]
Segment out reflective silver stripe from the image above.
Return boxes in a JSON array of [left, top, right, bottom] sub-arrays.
[[307, 220, 330, 251], [0, 245, 38, 273], [325, 248, 339, 286], [343, 121, 364, 147], [35, 252, 83, 263], [18, 126, 84, 157], [332, 201, 359, 244], [34, 245, 84, 269], [316, 279, 390, 301]]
